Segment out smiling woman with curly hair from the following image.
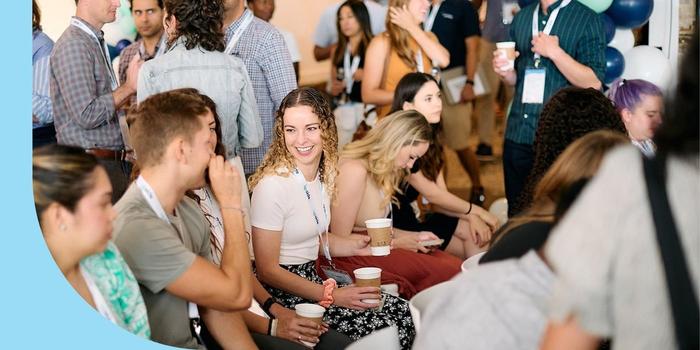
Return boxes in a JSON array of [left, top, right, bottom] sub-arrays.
[[249, 87, 417, 348]]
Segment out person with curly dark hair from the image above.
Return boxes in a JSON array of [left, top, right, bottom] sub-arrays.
[[137, 0, 263, 236], [513, 86, 627, 214], [541, 30, 699, 350]]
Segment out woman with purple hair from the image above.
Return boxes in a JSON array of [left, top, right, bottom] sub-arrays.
[[607, 78, 664, 157]]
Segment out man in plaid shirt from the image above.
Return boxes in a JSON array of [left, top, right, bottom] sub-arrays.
[[50, 0, 142, 202], [222, 0, 297, 177], [118, 0, 166, 107]]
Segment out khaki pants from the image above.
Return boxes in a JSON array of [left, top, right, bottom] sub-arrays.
[[441, 95, 472, 151], [474, 38, 514, 145]]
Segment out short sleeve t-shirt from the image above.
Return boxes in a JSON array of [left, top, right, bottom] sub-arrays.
[[429, 0, 481, 70], [114, 184, 211, 349], [251, 171, 329, 265]]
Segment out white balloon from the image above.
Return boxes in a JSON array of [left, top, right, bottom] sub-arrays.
[[103, 0, 136, 46], [622, 45, 672, 90], [609, 29, 635, 54]]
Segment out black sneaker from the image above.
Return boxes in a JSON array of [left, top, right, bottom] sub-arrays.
[[476, 143, 495, 161], [470, 186, 486, 207]]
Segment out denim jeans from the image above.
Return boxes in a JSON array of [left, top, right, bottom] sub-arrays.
[[502, 139, 534, 217]]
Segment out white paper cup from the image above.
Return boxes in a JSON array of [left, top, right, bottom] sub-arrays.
[[364, 219, 392, 256], [496, 41, 516, 71], [295, 303, 326, 320], [353, 267, 382, 304], [295, 303, 325, 347]]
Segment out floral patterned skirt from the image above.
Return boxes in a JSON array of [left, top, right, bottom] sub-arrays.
[[261, 260, 416, 349]]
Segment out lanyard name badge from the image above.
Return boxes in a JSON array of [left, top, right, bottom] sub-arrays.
[[136, 176, 202, 324], [422, 1, 442, 32], [422, 2, 443, 81], [291, 169, 353, 285], [521, 0, 570, 104], [224, 9, 254, 55], [343, 46, 361, 95]]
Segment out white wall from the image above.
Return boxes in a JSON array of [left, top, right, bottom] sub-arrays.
[[271, 0, 337, 85], [36, 0, 75, 41], [36, 0, 338, 85]]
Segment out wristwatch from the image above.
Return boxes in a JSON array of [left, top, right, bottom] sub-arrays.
[[261, 297, 277, 319], [465, 79, 475, 86]]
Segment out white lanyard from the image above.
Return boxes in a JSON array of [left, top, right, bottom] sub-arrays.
[[136, 176, 201, 319], [531, 0, 571, 64], [423, 1, 442, 32], [343, 46, 361, 94], [70, 18, 119, 90], [224, 9, 254, 55], [415, 51, 425, 73], [291, 169, 332, 265], [139, 33, 167, 59], [136, 176, 170, 223]]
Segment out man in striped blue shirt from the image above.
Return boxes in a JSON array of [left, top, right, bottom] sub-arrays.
[[33, 1, 55, 148], [493, 0, 605, 215]]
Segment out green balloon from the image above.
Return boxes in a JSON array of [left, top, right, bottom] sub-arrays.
[[579, 0, 614, 13]]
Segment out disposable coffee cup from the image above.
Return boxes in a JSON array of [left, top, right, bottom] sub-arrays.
[[295, 303, 325, 347], [496, 41, 516, 71], [353, 267, 382, 304], [365, 218, 392, 256]]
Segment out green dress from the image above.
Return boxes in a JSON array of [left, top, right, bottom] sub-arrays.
[[80, 241, 151, 339]]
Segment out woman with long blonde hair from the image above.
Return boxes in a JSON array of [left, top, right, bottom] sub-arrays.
[[388, 73, 499, 260], [362, 0, 450, 119], [250, 87, 416, 348], [329, 110, 463, 298]]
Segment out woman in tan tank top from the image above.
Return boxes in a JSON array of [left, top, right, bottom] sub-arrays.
[[362, 0, 450, 119], [329, 110, 462, 298]]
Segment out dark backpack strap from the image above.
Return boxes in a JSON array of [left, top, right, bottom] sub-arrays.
[[642, 155, 699, 350]]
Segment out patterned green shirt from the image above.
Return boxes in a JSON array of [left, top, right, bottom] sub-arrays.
[[505, 0, 605, 145], [80, 241, 151, 339]]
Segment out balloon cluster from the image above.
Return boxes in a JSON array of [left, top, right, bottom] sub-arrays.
[[519, 0, 669, 89], [579, 0, 670, 89]]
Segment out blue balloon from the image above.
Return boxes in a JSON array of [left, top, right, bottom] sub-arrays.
[[600, 13, 615, 43], [604, 46, 625, 84], [518, 0, 537, 9], [107, 45, 119, 60], [115, 39, 132, 56], [605, 0, 654, 29]]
